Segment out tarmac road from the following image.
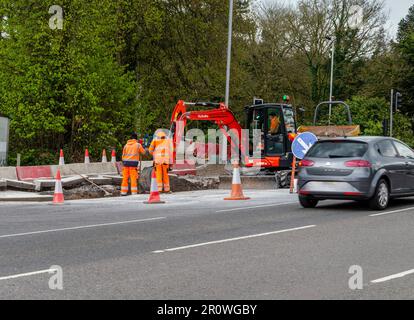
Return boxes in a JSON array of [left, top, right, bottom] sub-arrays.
[[0, 189, 414, 300]]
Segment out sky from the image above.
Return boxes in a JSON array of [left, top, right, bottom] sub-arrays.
[[262, 0, 414, 38]]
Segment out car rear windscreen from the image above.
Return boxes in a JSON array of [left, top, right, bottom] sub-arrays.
[[307, 141, 368, 158]]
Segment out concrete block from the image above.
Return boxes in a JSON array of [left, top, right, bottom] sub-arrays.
[[6, 179, 36, 191], [34, 176, 89, 192], [51, 163, 118, 177], [0, 167, 17, 180], [0, 179, 6, 190], [34, 179, 55, 192], [219, 176, 278, 190]]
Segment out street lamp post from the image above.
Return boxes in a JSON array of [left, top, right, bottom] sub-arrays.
[[327, 36, 335, 126], [223, 0, 234, 163], [225, 0, 234, 106]]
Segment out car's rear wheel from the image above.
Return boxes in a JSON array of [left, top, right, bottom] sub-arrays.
[[369, 179, 389, 211], [299, 196, 319, 209]]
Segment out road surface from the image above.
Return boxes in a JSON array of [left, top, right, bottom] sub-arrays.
[[0, 189, 414, 299]]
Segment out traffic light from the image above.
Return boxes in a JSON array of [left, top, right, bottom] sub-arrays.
[[283, 95, 291, 103], [395, 92, 402, 111], [382, 119, 389, 137], [253, 97, 264, 105]]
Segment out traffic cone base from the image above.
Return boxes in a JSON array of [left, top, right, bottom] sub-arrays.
[[144, 169, 165, 204]]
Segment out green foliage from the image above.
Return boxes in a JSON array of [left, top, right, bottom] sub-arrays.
[[0, 0, 138, 164], [0, 0, 414, 165]]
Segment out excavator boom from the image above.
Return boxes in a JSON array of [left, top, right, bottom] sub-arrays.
[[170, 100, 247, 162]]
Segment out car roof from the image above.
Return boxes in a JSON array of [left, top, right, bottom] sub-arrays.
[[318, 136, 396, 144]]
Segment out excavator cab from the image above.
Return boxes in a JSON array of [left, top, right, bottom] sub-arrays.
[[245, 103, 297, 170]]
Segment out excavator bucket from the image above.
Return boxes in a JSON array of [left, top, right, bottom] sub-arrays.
[[300, 101, 361, 137], [298, 125, 361, 137]]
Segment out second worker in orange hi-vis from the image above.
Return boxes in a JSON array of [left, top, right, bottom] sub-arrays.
[[149, 131, 174, 193], [121, 133, 146, 196]]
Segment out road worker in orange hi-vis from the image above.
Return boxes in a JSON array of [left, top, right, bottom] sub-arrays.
[[121, 133, 146, 196], [149, 131, 174, 193], [269, 113, 281, 135]]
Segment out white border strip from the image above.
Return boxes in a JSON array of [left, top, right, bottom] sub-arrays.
[[370, 207, 414, 217], [216, 202, 297, 213], [371, 269, 414, 284], [0, 268, 57, 281], [0, 217, 165, 239], [153, 225, 316, 253]]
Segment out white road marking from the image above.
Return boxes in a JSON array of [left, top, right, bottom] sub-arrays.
[[0, 268, 58, 281], [216, 202, 297, 213], [153, 225, 316, 253], [0, 217, 165, 239], [371, 269, 414, 284], [370, 207, 414, 217]]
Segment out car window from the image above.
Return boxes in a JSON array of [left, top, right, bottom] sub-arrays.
[[377, 140, 398, 158], [306, 141, 368, 158], [394, 141, 414, 159]]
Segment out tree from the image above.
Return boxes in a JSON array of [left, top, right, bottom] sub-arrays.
[[0, 0, 138, 164]]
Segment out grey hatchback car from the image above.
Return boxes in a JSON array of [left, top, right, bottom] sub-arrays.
[[298, 137, 414, 210]]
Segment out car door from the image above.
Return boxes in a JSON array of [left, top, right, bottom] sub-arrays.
[[393, 141, 414, 192], [376, 140, 407, 194]]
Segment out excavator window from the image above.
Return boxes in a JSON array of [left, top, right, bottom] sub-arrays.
[[266, 108, 284, 156]]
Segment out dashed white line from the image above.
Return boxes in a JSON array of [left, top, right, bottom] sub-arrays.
[[0, 268, 58, 281], [371, 269, 414, 284], [370, 207, 414, 217], [153, 225, 316, 253], [0, 217, 166, 239], [216, 202, 297, 213]]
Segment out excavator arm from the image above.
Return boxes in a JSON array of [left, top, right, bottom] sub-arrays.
[[170, 100, 247, 163]]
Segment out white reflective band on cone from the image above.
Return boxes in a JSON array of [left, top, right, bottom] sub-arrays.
[[151, 178, 159, 192], [233, 168, 241, 185], [54, 180, 63, 194]]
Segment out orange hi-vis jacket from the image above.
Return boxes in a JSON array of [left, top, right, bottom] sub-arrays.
[[270, 116, 280, 134], [122, 139, 146, 167], [149, 138, 174, 165]]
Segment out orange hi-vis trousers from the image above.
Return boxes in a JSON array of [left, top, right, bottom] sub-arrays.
[[155, 164, 170, 192], [121, 167, 139, 195]]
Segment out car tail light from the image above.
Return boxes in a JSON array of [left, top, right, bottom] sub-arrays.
[[299, 160, 315, 167], [345, 160, 372, 168]]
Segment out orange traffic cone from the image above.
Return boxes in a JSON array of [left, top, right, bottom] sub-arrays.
[[84, 149, 90, 164], [53, 170, 64, 205], [224, 160, 250, 201], [102, 149, 108, 163], [111, 149, 116, 163], [144, 169, 165, 204], [59, 149, 65, 166]]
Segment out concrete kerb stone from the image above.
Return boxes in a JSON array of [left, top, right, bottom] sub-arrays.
[[5, 179, 36, 191], [0, 167, 17, 180]]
